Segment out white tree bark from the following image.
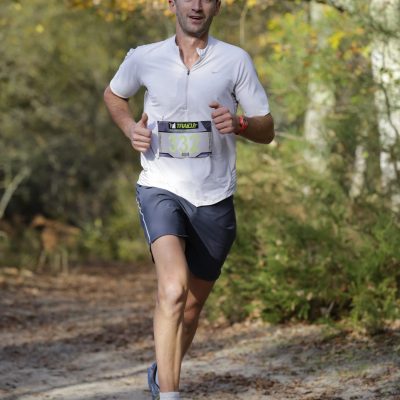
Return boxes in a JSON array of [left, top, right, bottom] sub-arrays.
[[303, 1, 335, 169], [350, 144, 367, 198], [369, 0, 400, 209], [310, 0, 400, 207]]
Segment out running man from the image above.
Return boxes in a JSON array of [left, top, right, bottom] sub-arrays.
[[104, 1, 275, 399]]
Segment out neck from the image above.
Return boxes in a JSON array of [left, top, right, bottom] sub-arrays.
[[175, 26, 209, 64]]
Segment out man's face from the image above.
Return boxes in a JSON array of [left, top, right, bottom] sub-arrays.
[[169, 0, 221, 38]]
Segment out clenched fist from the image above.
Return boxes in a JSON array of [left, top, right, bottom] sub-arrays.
[[131, 113, 152, 153], [209, 102, 239, 134]]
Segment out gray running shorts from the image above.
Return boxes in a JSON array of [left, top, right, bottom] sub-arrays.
[[135, 184, 236, 281]]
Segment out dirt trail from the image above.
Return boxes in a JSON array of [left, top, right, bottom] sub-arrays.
[[0, 264, 399, 400]]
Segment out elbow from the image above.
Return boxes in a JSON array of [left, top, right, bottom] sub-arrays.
[[264, 128, 275, 144], [263, 115, 275, 144]]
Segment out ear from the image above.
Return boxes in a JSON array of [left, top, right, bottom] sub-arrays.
[[168, 0, 176, 13], [214, 0, 221, 16]]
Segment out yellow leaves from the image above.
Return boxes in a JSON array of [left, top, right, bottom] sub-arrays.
[[223, 0, 258, 6], [68, 0, 265, 19], [257, 34, 268, 47], [360, 43, 371, 59], [328, 31, 346, 50], [267, 17, 279, 31], [355, 27, 364, 35], [67, 0, 167, 17], [100, 0, 165, 12], [272, 43, 283, 54], [35, 24, 45, 34], [104, 12, 114, 22], [115, 0, 143, 12]]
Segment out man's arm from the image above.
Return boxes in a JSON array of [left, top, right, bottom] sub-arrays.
[[209, 102, 275, 144], [103, 85, 151, 152], [103, 85, 135, 139], [237, 114, 275, 144]]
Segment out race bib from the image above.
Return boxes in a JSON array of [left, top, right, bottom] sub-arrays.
[[158, 121, 212, 158]]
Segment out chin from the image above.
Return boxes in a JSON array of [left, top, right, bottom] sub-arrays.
[[187, 22, 210, 36], [191, 29, 207, 37], [183, 26, 207, 37]]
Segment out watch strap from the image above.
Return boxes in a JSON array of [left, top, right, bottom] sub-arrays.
[[236, 115, 249, 135]]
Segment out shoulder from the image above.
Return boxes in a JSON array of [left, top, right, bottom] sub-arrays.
[[126, 37, 173, 59], [211, 38, 256, 81], [120, 37, 173, 66], [212, 37, 251, 61]]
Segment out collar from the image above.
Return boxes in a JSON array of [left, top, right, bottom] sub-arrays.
[[171, 35, 216, 60]]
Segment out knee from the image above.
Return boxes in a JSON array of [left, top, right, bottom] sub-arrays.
[[157, 283, 187, 317], [184, 299, 204, 327]]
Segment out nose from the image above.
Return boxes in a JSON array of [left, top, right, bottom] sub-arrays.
[[191, 0, 203, 11]]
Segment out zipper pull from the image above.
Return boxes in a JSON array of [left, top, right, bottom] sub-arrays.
[[187, 70, 190, 75]]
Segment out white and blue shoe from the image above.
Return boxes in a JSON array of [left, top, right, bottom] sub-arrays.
[[147, 362, 160, 400]]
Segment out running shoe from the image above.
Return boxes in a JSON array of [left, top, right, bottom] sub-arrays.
[[147, 362, 160, 400]]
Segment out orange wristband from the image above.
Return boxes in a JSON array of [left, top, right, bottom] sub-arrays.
[[236, 115, 249, 135]]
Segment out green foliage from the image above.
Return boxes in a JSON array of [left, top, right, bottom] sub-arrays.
[[1, 1, 128, 221], [0, 0, 158, 266], [348, 212, 400, 333], [206, 140, 400, 333], [255, 9, 311, 125], [206, 4, 399, 334], [1, 1, 398, 334], [206, 3, 399, 334], [0, 224, 41, 269], [80, 169, 149, 263]]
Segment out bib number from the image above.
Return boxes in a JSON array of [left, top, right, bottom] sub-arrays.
[[158, 121, 212, 158]]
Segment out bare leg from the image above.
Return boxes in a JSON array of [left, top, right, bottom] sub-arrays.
[[181, 271, 215, 359], [151, 235, 189, 393]]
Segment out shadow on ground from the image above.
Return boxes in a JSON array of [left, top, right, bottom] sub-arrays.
[[0, 264, 399, 400]]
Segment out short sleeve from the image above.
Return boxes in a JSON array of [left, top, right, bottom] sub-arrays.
[[234, 51, 270, 117], [109, 48, 142, 99]]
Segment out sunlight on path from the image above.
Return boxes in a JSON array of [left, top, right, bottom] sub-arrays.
[[1, 266, 399, 400]]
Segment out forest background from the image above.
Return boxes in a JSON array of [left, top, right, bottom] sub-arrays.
[[1, 0, 399, 335]]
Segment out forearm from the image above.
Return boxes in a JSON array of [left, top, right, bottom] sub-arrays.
[[237, 114, 275, 144], [103, 85, 136, 139]]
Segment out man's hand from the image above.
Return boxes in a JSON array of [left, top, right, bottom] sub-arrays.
[[131, 113, 151, 153], [209, 102, 239, 134]]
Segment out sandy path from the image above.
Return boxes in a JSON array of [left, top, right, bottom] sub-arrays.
[[0, 264, 399, 400]]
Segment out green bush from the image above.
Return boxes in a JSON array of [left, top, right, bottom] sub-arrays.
[[206, 140, 400, 333], [80, 169, 149, 263]]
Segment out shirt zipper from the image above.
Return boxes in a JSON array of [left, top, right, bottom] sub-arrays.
[[179, 51, 203, 116], [184, 69, 190, 112]]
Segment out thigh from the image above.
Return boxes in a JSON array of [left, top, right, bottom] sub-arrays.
[[136, 184, 188, 244], [186, 196, 236, 281], [151, 235, 189, 287]]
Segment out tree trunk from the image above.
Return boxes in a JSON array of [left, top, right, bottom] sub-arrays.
[[303, 1, 335, 169], [350, 144, 367, 198], [369, 0, 400, 209], [0, 167, 30, 220], [312, 0, 400, 207]]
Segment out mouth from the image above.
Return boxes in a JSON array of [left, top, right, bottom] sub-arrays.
[[188, 15, 205, 23]]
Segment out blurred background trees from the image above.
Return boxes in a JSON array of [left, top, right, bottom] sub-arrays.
[[1, 0, 399, 333]]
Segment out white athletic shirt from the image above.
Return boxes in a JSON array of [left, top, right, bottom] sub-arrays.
[[110, 35, 270, 206]]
